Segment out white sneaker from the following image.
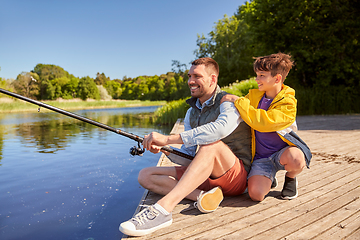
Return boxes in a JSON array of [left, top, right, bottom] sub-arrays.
[[119, 205, 172, 236]]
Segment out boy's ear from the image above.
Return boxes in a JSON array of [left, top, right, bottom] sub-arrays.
[[275, 74, 283, 83]]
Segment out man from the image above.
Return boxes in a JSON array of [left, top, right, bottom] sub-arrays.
[[119, 57, 252, 237]]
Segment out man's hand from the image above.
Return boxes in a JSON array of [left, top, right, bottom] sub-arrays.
[[142, 132, 184, 155], [142, 132, 169, 152], [221, 94, 240, 104]]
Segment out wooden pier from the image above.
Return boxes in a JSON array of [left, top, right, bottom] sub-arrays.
[[122, 115, 360, 239]]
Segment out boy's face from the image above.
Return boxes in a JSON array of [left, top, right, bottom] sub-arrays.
[[255, 71, 279, 94]]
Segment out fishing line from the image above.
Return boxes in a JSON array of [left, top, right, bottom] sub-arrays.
[[0, 88, 193, 160]]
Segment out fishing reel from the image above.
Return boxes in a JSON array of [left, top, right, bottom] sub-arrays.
[[130, 142, 145, 156]]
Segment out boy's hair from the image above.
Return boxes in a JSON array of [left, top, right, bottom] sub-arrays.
[[253, 53, 294, 81], [192, 57, 219, 77]]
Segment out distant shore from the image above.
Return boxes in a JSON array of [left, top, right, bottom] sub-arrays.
[[0, 97, 166, 113]]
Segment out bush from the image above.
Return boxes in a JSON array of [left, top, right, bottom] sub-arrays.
[[296, 86, 360, 115], [222, 78, 258, 96], [154, 99, 189, 125]]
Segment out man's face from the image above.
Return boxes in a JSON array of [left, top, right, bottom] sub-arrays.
[[187, 64, 215, 103]]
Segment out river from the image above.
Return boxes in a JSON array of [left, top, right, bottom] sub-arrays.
[[0, 106, 171, 240]]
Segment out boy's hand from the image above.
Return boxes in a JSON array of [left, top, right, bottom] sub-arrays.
[[221, 94, 239, 104]]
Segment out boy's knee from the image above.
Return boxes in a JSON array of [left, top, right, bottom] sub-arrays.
[[282, 148, 306, 170], [290, 151, 306, 170], [248, 188, 266, 202]]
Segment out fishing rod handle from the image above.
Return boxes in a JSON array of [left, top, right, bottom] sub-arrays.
[[160, 146, 194, 160]]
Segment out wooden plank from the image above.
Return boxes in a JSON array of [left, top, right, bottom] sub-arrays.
[[238, 172, 360, 240], [179, 164, 360, 240], [313, 210, 360, 240], [283, 191, 360, 239]]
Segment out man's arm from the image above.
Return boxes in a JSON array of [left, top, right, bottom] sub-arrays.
[[143, 101, 241, 151], [179, 101, 241, 147]]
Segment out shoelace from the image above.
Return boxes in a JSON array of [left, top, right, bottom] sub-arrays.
[[132, 206, 159, 226]]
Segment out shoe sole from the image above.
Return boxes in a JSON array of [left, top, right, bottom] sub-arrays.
[[271, 177, 278, 189], [281, 178, 298, 200], [197, 187, 223, 213], [119, 219, 173, 237]]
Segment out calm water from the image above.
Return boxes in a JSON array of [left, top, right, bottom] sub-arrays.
[[0, 106, 171, 240]]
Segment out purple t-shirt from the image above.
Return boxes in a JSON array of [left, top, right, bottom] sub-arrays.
[[253, 95, 287, 160]]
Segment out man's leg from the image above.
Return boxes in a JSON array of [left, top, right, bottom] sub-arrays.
[[138, 166, 202, 201], [119, 141, 239, 236], [156, 140, 237, 213]]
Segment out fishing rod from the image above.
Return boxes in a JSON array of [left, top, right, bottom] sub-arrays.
[[0, 88, 193, 160]]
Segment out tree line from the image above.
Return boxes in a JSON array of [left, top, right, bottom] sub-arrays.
[[0, 62, 190, 101]]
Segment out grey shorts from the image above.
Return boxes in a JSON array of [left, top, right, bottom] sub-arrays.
[[248, 146, 290, 182]]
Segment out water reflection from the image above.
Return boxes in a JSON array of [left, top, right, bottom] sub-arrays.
[[0, 106, 171, 240], [0, 106, 171, 155]]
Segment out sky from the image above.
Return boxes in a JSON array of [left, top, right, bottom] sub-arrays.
[[0, 0, 246, 80]]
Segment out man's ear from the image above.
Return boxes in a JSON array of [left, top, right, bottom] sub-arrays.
[[211, 74, 217, 85], [275, 74, 283, 83]]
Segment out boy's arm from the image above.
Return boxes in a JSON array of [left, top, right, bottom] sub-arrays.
[[234, 97, 296, 132]]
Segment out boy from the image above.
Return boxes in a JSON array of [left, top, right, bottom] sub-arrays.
[[223, 52, 312, 201]]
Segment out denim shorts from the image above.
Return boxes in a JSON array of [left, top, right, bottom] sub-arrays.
[[247, 146, 290, 182]]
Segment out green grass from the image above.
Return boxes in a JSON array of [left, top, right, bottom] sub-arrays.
[[153, 99, 189, 125], [0, 98, 166, 113]]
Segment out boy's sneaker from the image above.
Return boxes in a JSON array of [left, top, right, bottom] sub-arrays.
[[281, 176, 298, 200], [271, 176, 278, 189], [119, 205, 172, 236], [194, 186, 223, 213]]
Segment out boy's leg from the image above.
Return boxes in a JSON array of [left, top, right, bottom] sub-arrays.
[[279, 146, 306, 178], [247, 175, 272, 202], [279, 146, 306, 199]]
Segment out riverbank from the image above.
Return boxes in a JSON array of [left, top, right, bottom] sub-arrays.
[[0, 97, 166, 113]]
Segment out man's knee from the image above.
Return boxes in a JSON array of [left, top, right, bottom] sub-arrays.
[[138, 167, 153, 188], [198, 140, 231, 156]]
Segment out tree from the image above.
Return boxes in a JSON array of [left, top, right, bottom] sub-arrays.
[[77, 76, 100, 100], [31, 64, 71, 99], [194, 13, 255, 86], [171, 60, 188, 77], [104, 80, 122, 99], [62, 75, 79, 99], [242, 0, 360, 89], [194, 0, 360, 90], [94, 72, 110, 85], [12, 72, 39, 99]]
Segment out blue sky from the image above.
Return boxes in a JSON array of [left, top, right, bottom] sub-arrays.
[[0, 0, 245, 80]]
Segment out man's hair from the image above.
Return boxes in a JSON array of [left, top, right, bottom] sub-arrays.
[[253, 53, 294, 80], [192, 57, 219, 77]]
